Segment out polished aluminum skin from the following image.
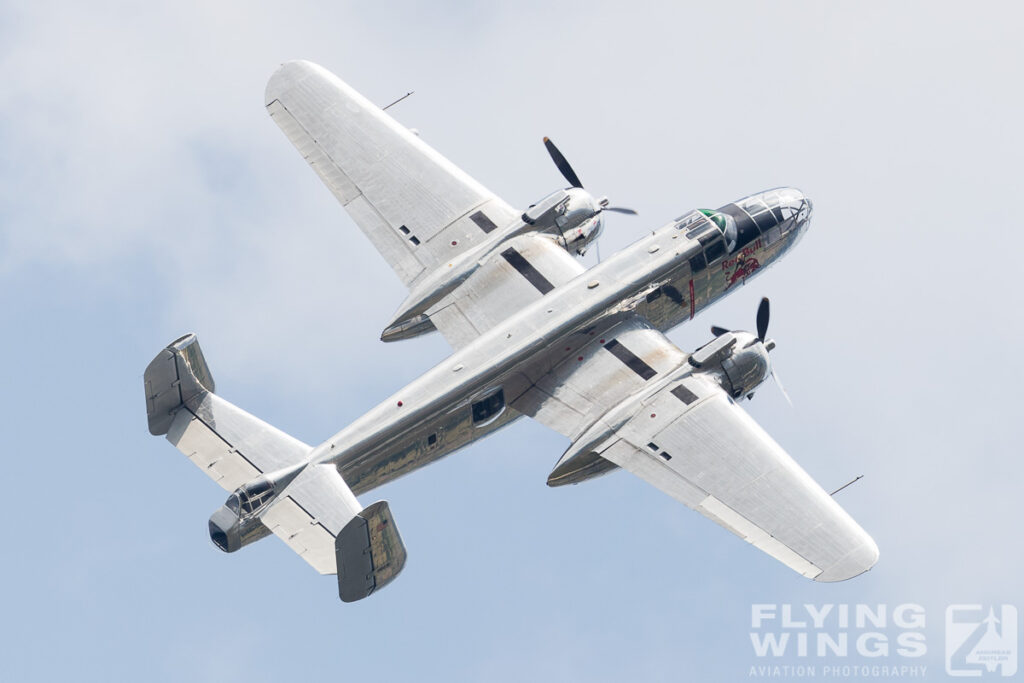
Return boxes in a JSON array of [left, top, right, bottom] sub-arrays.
[[143, 60, 876, 602]]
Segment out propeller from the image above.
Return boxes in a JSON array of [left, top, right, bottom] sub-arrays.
[[756, 296, 770, 342], [543, 137, 637, 215], [710, 297, 792, 406], [771, 365, 793, 407], [712, 297, 770, 340], [754, 296, 792, 403], [544, 137, 583, 189]]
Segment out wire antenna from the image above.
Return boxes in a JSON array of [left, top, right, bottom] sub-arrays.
[[830, 475, 864, 497], [382, 91, 415, 111]]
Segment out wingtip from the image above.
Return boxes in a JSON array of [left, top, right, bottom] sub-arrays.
[[265, 59, 323, 106], [813, 536, 880, 582]]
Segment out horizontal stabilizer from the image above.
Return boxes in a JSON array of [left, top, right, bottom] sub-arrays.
[[143, 333, 312, 492], [336, 501, 407, 602]]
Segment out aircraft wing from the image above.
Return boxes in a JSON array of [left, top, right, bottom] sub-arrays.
[[266, 60, 520, 288], [517, 322, 878, 581], [511, 317, 689, 436], [426, 233, 587, 348]]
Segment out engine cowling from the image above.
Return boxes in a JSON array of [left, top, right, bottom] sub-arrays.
[[688, 331, 772, 399], [718, 334, 771, 399], [523, 188, 604, 256]]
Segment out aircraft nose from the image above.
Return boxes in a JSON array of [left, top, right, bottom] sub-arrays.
[[770, 187, 812, 233], [800, 197, 813, 229]]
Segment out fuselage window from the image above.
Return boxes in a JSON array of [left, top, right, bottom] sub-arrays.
[[686, 221, 716, 241], [471, 389, 506, 426], [689, 252, 707, 273]]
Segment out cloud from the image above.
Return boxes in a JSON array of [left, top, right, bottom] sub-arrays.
[[3, 3, 1024, 681]]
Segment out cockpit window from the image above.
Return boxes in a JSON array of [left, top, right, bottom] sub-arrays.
[[701, 210, 728, 232], [236, 479, 275, 515], [247, 479, 273, 498], [698, 210, 738, 253]]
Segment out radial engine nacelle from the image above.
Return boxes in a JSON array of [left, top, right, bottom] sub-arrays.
[[522, 187, 605, 256], [687, 331, 773, 400], [380, 188, 608, 342], [547, 328, 777, 488]]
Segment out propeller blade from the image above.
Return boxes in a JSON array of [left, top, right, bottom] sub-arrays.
[[771, 368, 793, 407], [710, 325, 729, 337], [543, 137, 584, 189], [756, 297, 770, 342], [595, 240, 602, 263], [602, 206, 638, 215]]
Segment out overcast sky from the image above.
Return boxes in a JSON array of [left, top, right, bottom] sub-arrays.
[[2, 2, 1022, 681]]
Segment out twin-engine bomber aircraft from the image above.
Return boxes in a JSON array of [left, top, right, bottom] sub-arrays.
[[144, 60, 878, 602]]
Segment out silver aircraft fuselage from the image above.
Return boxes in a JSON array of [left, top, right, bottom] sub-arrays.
[[321, 187, 813, 494]]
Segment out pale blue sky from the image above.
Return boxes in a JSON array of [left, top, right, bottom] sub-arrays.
[[2, 2, 1022, 681]]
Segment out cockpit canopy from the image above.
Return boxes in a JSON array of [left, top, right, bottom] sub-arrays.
[[699, 209, 738, 252], [228, 477, 276, 516]]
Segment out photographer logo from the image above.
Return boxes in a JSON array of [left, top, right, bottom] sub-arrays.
[[945, 605, 1017, 677]]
